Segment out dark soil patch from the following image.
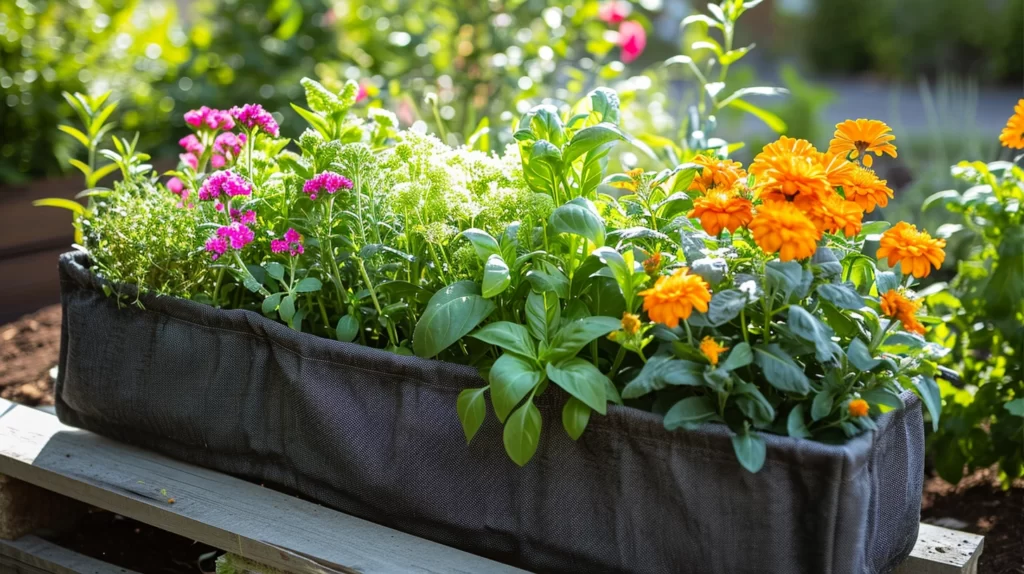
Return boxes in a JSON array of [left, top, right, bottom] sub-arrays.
[[2, 305, 1021, 572], [0, 303, 60, 405], [922, 470, 1024, 574]]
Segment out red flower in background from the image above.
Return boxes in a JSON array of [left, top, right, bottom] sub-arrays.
[[618, 20, 646, 64], [599, 1, 630, 24]]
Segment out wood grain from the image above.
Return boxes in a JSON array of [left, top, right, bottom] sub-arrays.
[[893, 523, 985, 574], [0, 535, 140, 574], [0, 399, 524, 574]]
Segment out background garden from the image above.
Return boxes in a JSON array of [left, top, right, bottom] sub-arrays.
[[0, 0, 1021, 572]]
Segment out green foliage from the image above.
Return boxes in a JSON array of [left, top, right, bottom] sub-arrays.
[[923, 159, 1024, 485]]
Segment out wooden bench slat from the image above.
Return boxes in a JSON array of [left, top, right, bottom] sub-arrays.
[[893, 523, 984, 574], [0, 535, 141, 574], [0, 399, 524, 574]]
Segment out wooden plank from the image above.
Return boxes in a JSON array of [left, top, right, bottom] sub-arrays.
[[0, 474, 87, 540], [893, 523, 984, 574], [0, 535, 141, 574], [0, 399, 524, 574]]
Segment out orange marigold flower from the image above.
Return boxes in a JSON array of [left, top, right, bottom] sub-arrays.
[[638, 267, 712, 328], [755, 155, 831, 205], [828, 119, 897, 168], [749, 201, 820, 262], [688, 189, 754, 236], [879, 289, 926, 335], [621, 312, 641, 335], [815, 151, 858, 190], [842, 165, 894, 213], [806, 194, 864, 238], [643, 252, 662, 275], [876, 222, 946, 278], [688, 155, 747, 194], [999, 99, 1024, 149], [750, 136, 819, 179], [848, 399, 869, 418], [700, 336, 729, 366]]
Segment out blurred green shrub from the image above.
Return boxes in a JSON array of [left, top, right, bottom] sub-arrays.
[[0, 0, 189, 184], [802, 0, 1023, 83], [923, 159, 1024, 486]]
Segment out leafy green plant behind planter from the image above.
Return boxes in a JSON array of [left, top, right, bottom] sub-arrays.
[[923, 151, 1024, 485], [47, 1, 951, 474]]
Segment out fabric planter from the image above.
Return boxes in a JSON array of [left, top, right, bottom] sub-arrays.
[[54, 252, 925, 574]]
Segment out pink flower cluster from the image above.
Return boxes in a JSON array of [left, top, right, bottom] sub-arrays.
[[205, 222, 255, 260], [230, 208, 257, 225], [198, 170, 252, 201], [184, 106, 235, 131], [231, 104, 280, 137], [597, 2, 645, 64], [271, 228, 304, 256], [302, 171, 353, 200], [214, 132, 246, 157]]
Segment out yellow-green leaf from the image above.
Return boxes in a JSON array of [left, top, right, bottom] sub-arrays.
[[727, 99, 787, 133], [33, 198, 88, 216], [58, 125, 90, 148]]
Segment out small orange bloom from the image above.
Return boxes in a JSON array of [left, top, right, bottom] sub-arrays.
[[876, 222, 946, 278], [999, 99, 1024, 149], [643, 252, 662, 275], [806, 194, 864, 238], [688, 155, 747, 194], [879, 289, 926, 335], [848, 399, 869, 418], [621, 312, 641, 335], [638, 268, 712, 328], [609, 168, 646, 191], [828, 119, 897, 168], [688, 189, 754, 236], [749, 201, 820, 262], [815, 151, 858, 190], [842, 165, 894, 213], [750, 136, 819, 180], [700, 336, 729, 366]]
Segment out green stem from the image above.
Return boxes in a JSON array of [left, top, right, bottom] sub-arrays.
[[356, 257, 398, 347], [608, 345, 627, 380]]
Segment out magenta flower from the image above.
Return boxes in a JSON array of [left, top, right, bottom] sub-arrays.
[[618, 20, 646, 64], [167, 177, 184, 195], [217, 222, 255, 250], [271, 228, 304, 256], [180, 153, 199, 170], [214, 132, 246, 157], [230, 104, 280, 137], [230, 208, 257, 225], [179, 134, 205, 155], [302, 171, 353, 200], [184, 106, 235, 131], [599, 1, 629, 24], [205, 237, 228, 260], [198, 170, 252, 201], [211, 154, 226, 169], [356, 83, 369, 103]]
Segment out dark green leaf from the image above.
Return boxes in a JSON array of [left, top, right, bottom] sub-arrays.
[[786, 404, 812, 438], [471, 322, 536, 358], [526, 263, 570, 298], [544, 317, 621, 363], [549, 197, 606, 247], [721, 342, 753, 371], [847, 338, 880, 371], [278, 295, 296, 323], [875, 271, 900, 295], [621, 356, 705, 398], [562, 123, 627, 166], [295, 277, 322, 293], [504, 399, 542, 467], [262, 293, 282, 315], [692, 289, 747, 327], [753, 344, 811, 394], [811, 390, 834, 421], [787, 306, 838, 363], [461, 228, 501, 262], [562, 397, 591, 440], [663, 395, 718, 430], [265, 262, 285, 282], [816, 283, 865, 310], [413, 285, 496, 358], [731, 430, 767, 472], [335, 314, 359, 343], [457, 387, 488, 443], [913, 375, 942, 432], [489, 353, 545, 423], [482, 254, 512, 298], [546, 359, 608, 415], [525, 290, 559, 343]]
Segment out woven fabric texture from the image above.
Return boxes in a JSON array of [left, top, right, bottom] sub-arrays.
[[55, 252, 924, 574]]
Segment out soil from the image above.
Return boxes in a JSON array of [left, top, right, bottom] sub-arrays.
[[2, 304, 1022, 573]]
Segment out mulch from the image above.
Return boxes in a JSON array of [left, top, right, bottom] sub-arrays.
[[1, 305, 1021, 573]]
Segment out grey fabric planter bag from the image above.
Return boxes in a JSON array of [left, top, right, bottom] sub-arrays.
[[54, 252, 925, 574]]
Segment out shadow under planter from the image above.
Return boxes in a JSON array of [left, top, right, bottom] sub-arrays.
[[53, 252, 925, 574]]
